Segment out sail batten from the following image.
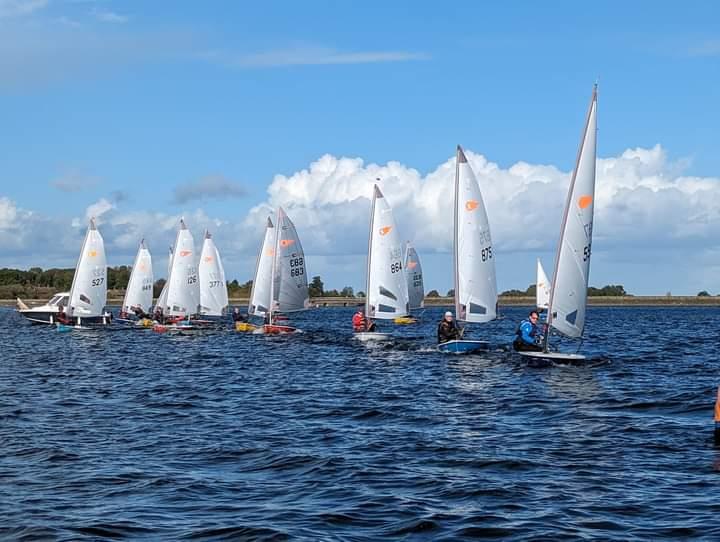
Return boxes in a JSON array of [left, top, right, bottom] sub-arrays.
[[366, 185, 409, 319], [547, 86, 598, 339], [453, 146, 497, 323]]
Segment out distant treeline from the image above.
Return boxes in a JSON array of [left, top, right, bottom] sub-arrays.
[[0, 268, 362, 299], [1, 267, 713, 300]]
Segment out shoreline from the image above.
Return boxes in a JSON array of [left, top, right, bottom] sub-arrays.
[[3, 296, 719, 308]]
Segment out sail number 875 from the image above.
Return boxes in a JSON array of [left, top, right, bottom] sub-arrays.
[[481, 246, 493, 262]]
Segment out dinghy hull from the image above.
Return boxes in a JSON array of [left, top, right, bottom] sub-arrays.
[[517, 351, 586, 363], [437, 339, 489, 354], [354, 332, 391, 342]]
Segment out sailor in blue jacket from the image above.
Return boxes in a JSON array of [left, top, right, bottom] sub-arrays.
[[513, 310, 543, 352]]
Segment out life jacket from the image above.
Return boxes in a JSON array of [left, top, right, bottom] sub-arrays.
[[515, 319, 537, 339], [352, 312, 365, 331]]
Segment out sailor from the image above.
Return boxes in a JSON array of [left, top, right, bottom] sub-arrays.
[[153, 307, 165, 324], [232, 308, 247, 323], [715, 386, 720, 446], [437, 311, 459, 343], [352, 308, 376, 332], [132, 305, 148, 319], [513, 310, 543, 352], [56, 305, 70, 325]]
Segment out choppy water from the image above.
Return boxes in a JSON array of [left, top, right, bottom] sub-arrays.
[[1, 305, 719, 540]]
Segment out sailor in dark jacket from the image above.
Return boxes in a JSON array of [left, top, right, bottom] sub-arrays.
[[437, 311, 460, 343]]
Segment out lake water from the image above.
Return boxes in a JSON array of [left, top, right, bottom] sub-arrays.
[[1, 305, 719, 540]]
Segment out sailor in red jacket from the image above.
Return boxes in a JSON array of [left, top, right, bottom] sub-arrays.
[[352, 308, 376, 332]]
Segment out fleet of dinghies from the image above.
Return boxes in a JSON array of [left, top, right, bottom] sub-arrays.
[[15, 85, 600, 359]]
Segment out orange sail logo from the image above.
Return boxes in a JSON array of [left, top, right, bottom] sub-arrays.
[[465, 200, 479, 211], [179, 250, 192, 257], [88, 250, 97, 257], [204, 256, 213, 262], [407, 261, 418, 270], [578, 195, 593, 209], [266, 249, 274, 256], [379, 226, 392, 236], [280, 239, 295, 248]]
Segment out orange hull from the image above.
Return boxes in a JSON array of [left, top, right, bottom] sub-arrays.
[[263, 324, 296, 334]]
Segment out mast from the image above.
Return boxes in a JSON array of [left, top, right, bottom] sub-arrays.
[[67, 218, 94, 318], [123, 238, 144, 312], [453, 146, 462, 320], [365, 186, 379, 318], [544, 84, 597, 352], [268, 208, 281, 324], [248, 216, 272, 317]]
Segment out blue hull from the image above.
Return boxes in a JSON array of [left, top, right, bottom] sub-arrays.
[[437, 340, 489, 354]]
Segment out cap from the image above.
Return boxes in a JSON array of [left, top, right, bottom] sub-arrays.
[[444, 311, 453, 317]]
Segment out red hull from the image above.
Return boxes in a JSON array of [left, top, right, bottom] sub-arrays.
[[263, 324, 296, 334]]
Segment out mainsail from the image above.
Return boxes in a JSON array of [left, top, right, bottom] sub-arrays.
[[67, 218, 107, 318], [165, 219, 200, 317], [536, 259, 551, 310], [248, 217, 275, 317], [271, 207, 309, 313], [453, 146, 497, 323], [199, 231, 229, 316], [547, 85, 598, 339], [365, 185, 409, 319], [404, 242, 424, 310], [123, 239, 153, 314], [155, 245, 172, 312]]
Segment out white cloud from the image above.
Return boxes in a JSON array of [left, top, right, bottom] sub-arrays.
[[91, 8, 128, 24], [50, 169, 99, 192], [199, 46, 429, 68], [1, 145, 720, 293], [0, 0, 47, 18]]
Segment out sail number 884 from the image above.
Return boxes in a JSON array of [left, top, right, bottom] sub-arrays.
[[290, 257, 304, 277]]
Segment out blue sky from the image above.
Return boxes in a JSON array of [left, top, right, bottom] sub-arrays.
[[1, 0, 719, 294]]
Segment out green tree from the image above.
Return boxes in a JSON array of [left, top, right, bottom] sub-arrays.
[[446, 289, 455, 297], [698, 290, 711, 297], [309, 275, 324, 297], [427, 290, 440, 297], [340, 286, 354, 297]]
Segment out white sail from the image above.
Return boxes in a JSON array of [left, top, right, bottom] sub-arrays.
[[536, 259, 551, 310], [165, 219, 199, 317], [155, 245, 172, 312], [272, 207, 310, 313], [454, 146, 497, 323], [404, 242, 424, 310], [67, 218, 107, 318], [365, 185, 409, 319], [547, 85, 598, 339], [123, 240, 153, 313], [248, 217, 275, 317], [199, 231, 229, 316]]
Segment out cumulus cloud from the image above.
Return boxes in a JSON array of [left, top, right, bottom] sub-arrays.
[[2, 145, 720, 293], [239, 144, 720, 260], [172, 174, 247, 204]]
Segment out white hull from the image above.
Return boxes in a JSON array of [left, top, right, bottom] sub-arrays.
[[517, 351, 586, 362], [354, 332, 391, 342]]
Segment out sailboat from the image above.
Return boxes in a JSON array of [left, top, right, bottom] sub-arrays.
[[119, 239, 153, 323], [536, 259, 551, 310], [519, 85, 598, 362], [154, 246, 173, 315], [62, 218, 109, 329], [355, 185, 410, 341], [199, 230, 229, 317], [438, 146, 497, 354], [248, 208, 309, 334], [394, 241, 424, 324], [153, 219, 200, 332]]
